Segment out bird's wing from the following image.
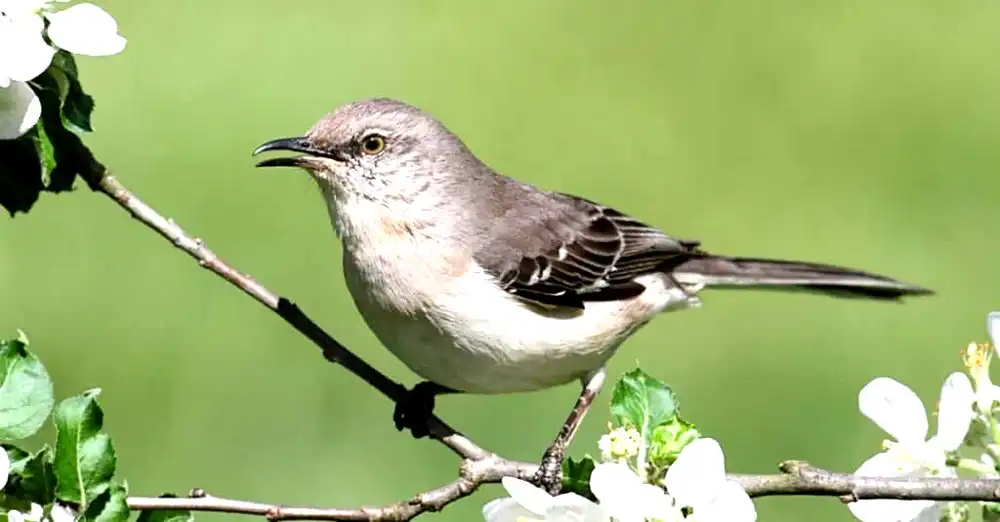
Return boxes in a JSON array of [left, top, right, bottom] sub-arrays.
[[472, 192, 705, 309]]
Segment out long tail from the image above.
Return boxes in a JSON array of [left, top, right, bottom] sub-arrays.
[[669, 256, 933, 301]]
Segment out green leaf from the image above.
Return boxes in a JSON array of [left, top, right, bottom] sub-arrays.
[[31, 74, 88, 193], [33, 121, 58, 183], [54, 389, 116, 508], [0, 136, 45, 216], [25, 67, 105, 197], [136, 496, 195, 522], [1, 57, 104, 217], [0, 334, 55, 440], [647, 419, 702, 471], [983, 502, 1000, 522], [51, 51, 79, 92], [49, 51, 94, 134], [3, 444, 57, 505], [561, 456, 597, 500], [610, 368, 678, 434], [62, 80, 95, 135], [4, 444, 32, 472], [82, 482, 129, 522]]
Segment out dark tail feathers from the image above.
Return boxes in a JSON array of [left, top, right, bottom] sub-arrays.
[[670, 256, 933, 301]]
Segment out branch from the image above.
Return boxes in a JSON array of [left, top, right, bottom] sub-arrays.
[[736, 461, 1000, 501], [125, 460, 1000, 521], [127, 456, 537, 522], [77, 158, 1000, 520]]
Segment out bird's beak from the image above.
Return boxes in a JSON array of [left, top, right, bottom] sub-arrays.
[[252, 137, 329, 168]]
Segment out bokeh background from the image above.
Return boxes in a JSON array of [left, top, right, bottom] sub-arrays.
[[2, 1, 1000, 521]]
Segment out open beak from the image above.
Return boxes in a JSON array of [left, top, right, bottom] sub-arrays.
[[252, 137, 330, 168]]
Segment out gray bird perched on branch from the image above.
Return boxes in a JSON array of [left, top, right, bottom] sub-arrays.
[[252, 98, 932, 493]]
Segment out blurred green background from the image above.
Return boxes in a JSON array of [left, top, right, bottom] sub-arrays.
[[2, 1, 1000, 520]]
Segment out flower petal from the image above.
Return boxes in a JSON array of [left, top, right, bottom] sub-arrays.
[[483, 498, 537, 522], [0, 80, 42, 139], [848, 498, 941, 522], [930, 372, 974, 451], [854, 451, 920, 478], [589, 463, 650, 522], [990, 311, 1000, 356], [8, 510, 25, 522], [46, 3, 126, 56], [632, 484, 675, 521], [0, 446, 9, 490], [665, 438, 726, 510], [695, 481, 756, 522], [48, 504, 76, 522], [849, 452, 942, 522], [547, 494, 609, 522], [500, 477, 552, 516], [589, 462, 644, 504], [0, 13, 55, 82], [859, 377, 928, 444], [911, 504, 946, 522], [24, 503, 44, 522]]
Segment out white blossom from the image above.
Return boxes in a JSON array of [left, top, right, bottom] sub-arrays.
[[7, 503, 44, 522], [963, 341, 1000, 412], [598, 427, 643, 463], [45, 3, 126, 57], [0, 445, 9, 489], [590, 462, 679, 522], [0, 80, 42, 139], [848, 373, 975, 522], [990, 311, 1000, 359], [46, 504, 76, 522], [0, 3, 54, 87], [485, 438, 753, 522], [664, 438, 756, 522], [0, 0, 125, 139], [482, 477, 608, 522]]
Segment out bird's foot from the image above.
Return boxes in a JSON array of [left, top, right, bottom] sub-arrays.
[[533, 442, 566, 495], [393, 381, 450, 439]]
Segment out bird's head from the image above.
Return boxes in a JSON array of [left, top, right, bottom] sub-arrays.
[[253, 98, 472, 204]]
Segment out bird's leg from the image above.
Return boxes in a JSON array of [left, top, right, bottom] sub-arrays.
[[393, 381, 459, 439], [533, 367, 607, 495]]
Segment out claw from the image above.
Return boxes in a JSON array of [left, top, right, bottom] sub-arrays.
[[393, 382, 453, 439], [533, 443, 566, 495]]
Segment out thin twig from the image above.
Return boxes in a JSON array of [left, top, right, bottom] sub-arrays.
[[127, 456, 537, 521], [78, 159, 1000, 521]]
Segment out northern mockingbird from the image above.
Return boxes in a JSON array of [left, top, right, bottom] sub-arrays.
[[252, 98, 931, 492]]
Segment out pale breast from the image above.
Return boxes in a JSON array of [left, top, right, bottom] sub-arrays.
[[328, 194, 699, 394], [345, 249, 695, 393]]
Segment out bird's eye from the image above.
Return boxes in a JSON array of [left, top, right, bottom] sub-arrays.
[[361, 134, 386, 155]]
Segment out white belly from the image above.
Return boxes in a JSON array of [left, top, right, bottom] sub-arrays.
[[323, 193, 700, 394], [344, 254, 697, 393]]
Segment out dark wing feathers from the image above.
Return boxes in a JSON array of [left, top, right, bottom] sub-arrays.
[[474, 192, 702, 309]]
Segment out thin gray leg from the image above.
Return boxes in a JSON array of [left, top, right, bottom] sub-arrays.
[[533, 367, 608, 494]]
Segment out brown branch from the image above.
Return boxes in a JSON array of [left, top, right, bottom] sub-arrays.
[[126, 457, 537, 522], [78, 158, 1000, 521], [736, 461, 1000, 501], [125, 460, 1000, 521]]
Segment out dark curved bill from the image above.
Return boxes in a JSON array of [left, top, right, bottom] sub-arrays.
[[252, 137, 323, 168], [255, 156, 307, 168]]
